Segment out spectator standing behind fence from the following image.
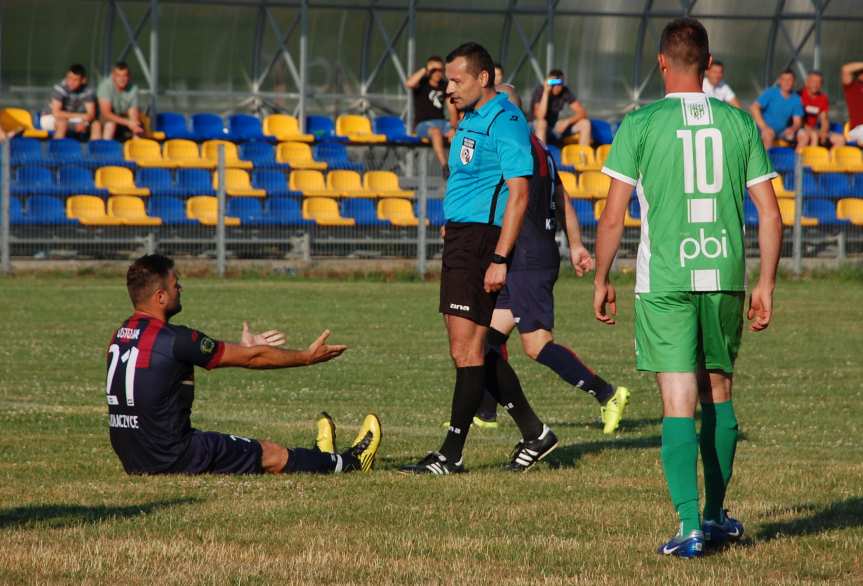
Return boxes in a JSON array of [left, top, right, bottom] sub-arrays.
[[98, 62, 144, 142], [750, 69, 803, 150], [842, 61, 863, 145], [529, 69, 591, 146], [406, 56, 455, 173], [797, 71, 844, 149], [702, 60, 741, 108], [41, 64, 100, 141]]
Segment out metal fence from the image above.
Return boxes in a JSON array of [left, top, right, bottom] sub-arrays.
[[1, 138, 862, 277]]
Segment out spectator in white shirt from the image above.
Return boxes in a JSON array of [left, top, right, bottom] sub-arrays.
[[702, 60, 742, 108]]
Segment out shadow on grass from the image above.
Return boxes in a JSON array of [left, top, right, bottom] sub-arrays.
[[0, 497, 201, 529], [552, 417, 663, 432], [546, 435, 661, 469], [756, 497, 863, 541]]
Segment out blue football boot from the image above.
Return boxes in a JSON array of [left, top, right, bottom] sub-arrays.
[[657, 525, 705, 558], [703, 510, 744, 547]]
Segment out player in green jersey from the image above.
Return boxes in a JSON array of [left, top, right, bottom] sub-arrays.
[[594, 18, 783, 558]]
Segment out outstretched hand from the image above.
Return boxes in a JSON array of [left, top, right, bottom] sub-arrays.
[[241, 321, 287, 347], [305, 329, 348, 365], [593, 281, 617, 325]]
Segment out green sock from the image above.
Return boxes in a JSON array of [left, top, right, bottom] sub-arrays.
[[661, 417, 700, 535], [700, 401, 738, 522]]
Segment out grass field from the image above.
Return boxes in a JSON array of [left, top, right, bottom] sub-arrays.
[[0, 272, 861, 584]]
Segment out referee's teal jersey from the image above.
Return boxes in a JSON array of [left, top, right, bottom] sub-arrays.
[[445, 92, 533, 227]]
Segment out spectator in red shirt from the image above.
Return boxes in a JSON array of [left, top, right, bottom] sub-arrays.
[[797, 71, 844, 149], [842, 61, 863, 145]]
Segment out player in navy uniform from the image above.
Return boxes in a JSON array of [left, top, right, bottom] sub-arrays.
[[106, 254, 381, 476]]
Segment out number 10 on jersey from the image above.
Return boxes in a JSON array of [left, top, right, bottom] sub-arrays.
[[676, 128, 723, 194]]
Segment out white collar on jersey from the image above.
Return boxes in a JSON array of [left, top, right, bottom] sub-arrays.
[[665, 92, 707, 98]]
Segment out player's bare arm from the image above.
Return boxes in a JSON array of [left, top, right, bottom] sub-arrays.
[[218, 329, 347, 369], [593, 177, 631, 325], [484, 176, 529, 293], [559, 184, 594, 276], [747, 180, 783, 332]]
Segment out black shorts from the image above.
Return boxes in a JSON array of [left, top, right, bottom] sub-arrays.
[[439, 221, 501, 326], [170, 430, 263, 475], [496, 268, 559, 333]]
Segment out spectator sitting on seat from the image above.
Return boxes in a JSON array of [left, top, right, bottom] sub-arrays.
[[98, 61, 144, 141], [751, 69, 804, 150], [702, 60, 742, 108], [842, 60, 863, 145], [797, 70, 845, 149], [405, 56, 452, 170], [494, 63, 522, 109], [529, 69, 591, 146], [41, 64, 100, 140]]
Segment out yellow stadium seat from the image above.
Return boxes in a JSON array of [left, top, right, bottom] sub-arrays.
[[164, 139, 215, 169], [837, 198, 863, 225], [800, 146, 837, 172], [336, 115, 387, 143], [562, 145, 600, 171], [327, 170, 373, 198], [558, 170, 587, 199], [595, 144, 612, 168], [831, 146, 863, 173], [186, 196, 240, 226], [213, 169, 266, 197], [124, 138, 176, 168], [0, 107, 49, 138], [378, 198, 426, 226], [302, 197, 355, 226], [277, 142, 327, 170], [95, 166, 150, 197], [580, 171, 611, 199], [66, 195, 124, 226], [289, 170, 340, 197], [363, 171, 415, 198], [202, 140, 253, 169], [140, 113, 165, 141], [108, 196, 162, 226], [594, 198, 640, 227], [772, 176, 795, 199], [264, 115, 314, 143], [777, 199, 818, 226]]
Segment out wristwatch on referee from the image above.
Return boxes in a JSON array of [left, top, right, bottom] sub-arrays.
[[491, 253, 508, 265]]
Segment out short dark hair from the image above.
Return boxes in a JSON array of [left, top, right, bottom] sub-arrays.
[[780, 68, 796, 78], [427, 55, 443, 65], [709, 60, 724, 69], [68, 64, 87, 77], [548, 69, 564, 78], [446, 42, 495, 88], [114, 61, 130, 72], [127, 254, 174, 305], [660, 17, 710, 73]]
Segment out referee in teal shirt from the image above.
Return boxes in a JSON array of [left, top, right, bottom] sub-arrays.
[[401, 42, 534, 475]]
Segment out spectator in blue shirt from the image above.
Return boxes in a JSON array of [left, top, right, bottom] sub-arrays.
[[751, 69, 804, 150]]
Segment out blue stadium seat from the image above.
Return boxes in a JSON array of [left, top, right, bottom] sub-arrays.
[[267, 197, 310, 226], [306, 115, 347, 142], [27, 195, 75, 224], [373, 116, 421, 145], [852, 173, 863, 195], [156, 112, 196, 140], [782, 172, 796, 192], [629, 196, 641, 219], [148, 196, 192, 225], [313, 143, 364, 171], [591, 119, 615, 145], [769, 147, 796, 174], [342, 199, 382, 226], [251, 170, 299, 198], [425, 198, 445, 226], [12, 165, 63, 196], [177, 168, 216, 195], [240, 142, 289, 170], [803, 199, 848, 225], [48, 138, 84, 163], [137, 168, 186, 197], [744, 198, 759, 226], [9, 196, 26, 225], [547, 144, 575, 173], [88, 140, 133, 168], [571, 199, 596, 226], [10, 137, 44, 164], [192, 113, 233, 141], [228, 115, 274, 143], [58, 165, 108, 197], [801, 169, 823, 197], [821, 173, 851, 198], [227, 198, 271, 224]]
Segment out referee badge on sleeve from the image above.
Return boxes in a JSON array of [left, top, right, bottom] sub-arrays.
[[460, 137, 476, 165]]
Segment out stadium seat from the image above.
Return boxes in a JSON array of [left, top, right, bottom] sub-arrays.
[[373, 116, 421, 145], [9, 196, 26, 225], [125, 138, 176, 168], [336, 115, 387, 143], [227, 198, 271, 225], [228, 114, 273, 143], [562, 145, 601, 171], [591, 119, 615, 146], [302, 197, 355, 226], [803, 199, 848, 226], [0, 107, 49, 138], [27, 195, 74, 224], [96, 166, 151, 196], [148, 196, 192, 225], [768, 147, 796, 174], [426, 198, 445, 226], [772, 176, 795, 199], [10, 137, 45, 164], [202, 140, 253, 169], [594, 198, 640, 227], [48, 138, 84, 163], [267, 197, 310, 226], [363, 171, 415, 198], [378, 198, 425, 226], [831, 146, 863, 172], [251, 170, 299, 198], [139, 113, 166, 141], [155, 112, 195, 140], [571, 199, 596, 227], [852, 173, 863, 195], [213, 169, 266, 197], [821, 173, 851, 198], [192, 113, 233, 141], [177, 168, 216, 196], [164, 139, 216, 169], [306, 115, 346, 142], [547, 144, 574, 173], [800, 146, 837, 172], [744, 198, 760, 226], [11, 166, 63, 196], [558, 170, 585, 198], [289, 170, 340, 197], [276, 142, 327, 170], [263, 115, 314, 143], [137, 168, 185, 197], [837, 198, 863, 225], [327, 170, 374, 198], [108, 196, 162, 226], [58, 166, 109, 197], [580, 171, 611, 198], [342, 199, 383, 225], [186, 196, 240, 226], [801, 170, 823, 197], [240, 142, 289, 170], [777, 199, 818, 226], [88, 140, 132, 168], [66, 195, 124, 226], [314, 142, 364, 171], [595, 144, 612, 167]]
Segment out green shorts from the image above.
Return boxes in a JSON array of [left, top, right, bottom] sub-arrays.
[[634, 291, 744, 373]]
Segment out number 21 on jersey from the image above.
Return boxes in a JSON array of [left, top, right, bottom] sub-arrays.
[[676, 128, 723, 194], [106, 344, 138, 406]]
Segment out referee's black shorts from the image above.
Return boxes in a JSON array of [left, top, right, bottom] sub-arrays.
[[439, 221, 501, 327]]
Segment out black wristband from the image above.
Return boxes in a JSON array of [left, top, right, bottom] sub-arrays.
[[491, 253, 508, 265]]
